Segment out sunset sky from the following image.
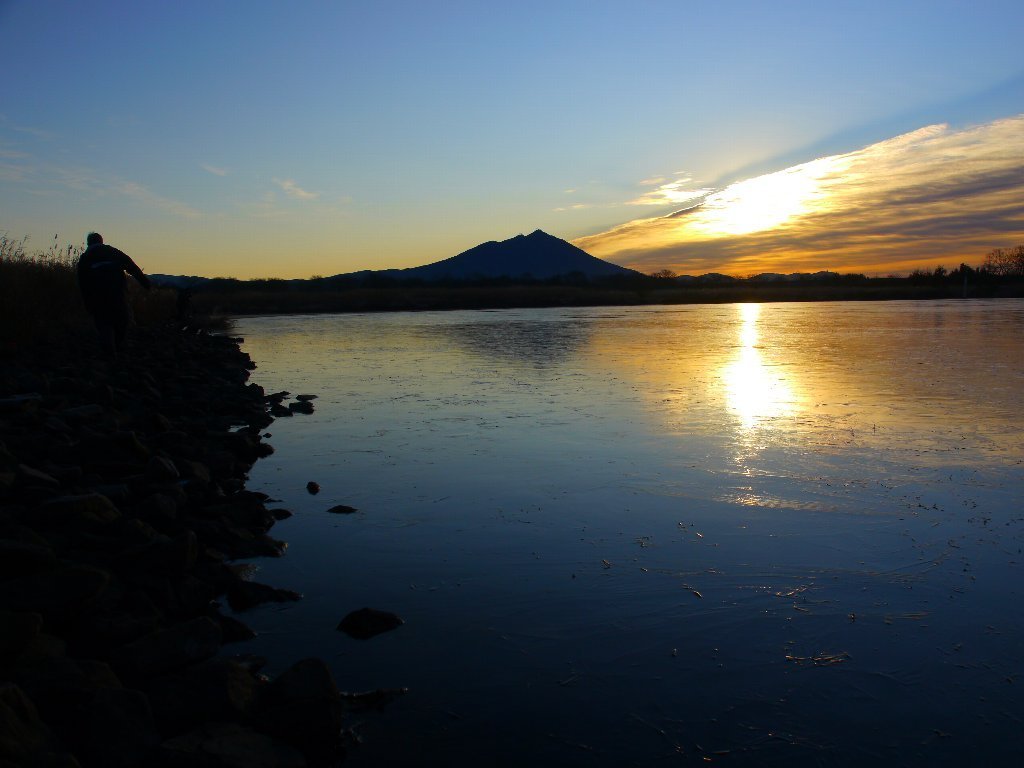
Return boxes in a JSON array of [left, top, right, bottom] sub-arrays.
[[2, 0, 1023, 279]]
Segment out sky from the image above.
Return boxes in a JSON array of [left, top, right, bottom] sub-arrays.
[[2, 0, 1024, 279]]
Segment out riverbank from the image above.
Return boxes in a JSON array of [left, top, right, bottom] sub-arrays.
[[0, 325, 368, 767], [185, 275, 1024, 317]]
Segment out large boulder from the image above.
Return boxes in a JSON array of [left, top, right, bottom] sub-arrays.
[[148, 657, 260, 737], [115, 617, 222, 681], [0, 683, 77, 768], [80, 688, 160, 768], [254, 658, 346, 767]]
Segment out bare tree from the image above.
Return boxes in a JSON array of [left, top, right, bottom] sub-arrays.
[[981, 245, 1024, 276]]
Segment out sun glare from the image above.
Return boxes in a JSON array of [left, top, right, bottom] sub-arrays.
[[691, 156, 849, 238]]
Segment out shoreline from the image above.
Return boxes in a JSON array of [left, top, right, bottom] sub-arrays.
[[189, 280, 1024, 317], [0, 325, 361, 767]]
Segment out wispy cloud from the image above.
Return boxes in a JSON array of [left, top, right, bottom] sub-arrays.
[[575, 115, 1024, 275], [273, 177, 318, 200], [4, 157, 202, 219], [628, 175, 714, 208], [201, 164, 229, 177], [0, 113, 57, 141], [0, 163, 28, 182], [115, 181, 201, 218]]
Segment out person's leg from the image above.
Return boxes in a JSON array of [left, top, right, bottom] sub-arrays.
[[111, 310, 129, 356], [93, 315, 117, 357]]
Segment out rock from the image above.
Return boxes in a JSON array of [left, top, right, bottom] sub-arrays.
[[68, 598, 164, 656], [80, 688, 159, 768], [59, 403, 105, 422], [305, 482, 319, 495], [88, 483, 132, 504], [176, 459, 211, 483], [214, 614, 257, 644], [45, 464, 83, 485], [0, 611, 42, 656], [223, 430, 274, 461], [116, 530, 198, 575], [227, 581, 302, 613], [13, 631, 67, 666], [155, 722, 306, 768], [9, 658, 128, 757], [188, 519, 287, 560], [116, 617, 222, 680], [269, 658, 340, 702], [33, 493, 121, 529], [0, 566, 111, 627], [0, 683, 44, 761], [269, 508, 292, 521], [43, 416, 73, 434], [0, 393, 42, 413], [295, 395, 317, 402], [0, 328, 367, 768], [149, 658, 260, 737], [326, 504, 357, 515], [146, 456, 180, 482], [336, 608, 404, 640], [287, 401, 314, 414], [0, 539, 57, 582], [133, 493, 178, 531], [10, 657, 123, 699], [254, 658, 345, 766], [15, 464, 60, 489], [144, 481, 189, 509]]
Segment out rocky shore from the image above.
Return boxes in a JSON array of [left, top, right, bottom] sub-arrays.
[[0, 326, 370, 767]]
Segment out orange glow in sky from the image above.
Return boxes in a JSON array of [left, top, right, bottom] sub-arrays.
[[575, 116, 1024, 277]]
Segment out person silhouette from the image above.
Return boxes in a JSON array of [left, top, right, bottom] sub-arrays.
[[77, 232, 151, 356]]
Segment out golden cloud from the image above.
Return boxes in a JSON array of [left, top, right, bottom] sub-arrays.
[[574, 115, 1024, 276]]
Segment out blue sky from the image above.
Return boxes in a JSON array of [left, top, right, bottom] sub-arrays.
[[2, 0, 1023, 277]]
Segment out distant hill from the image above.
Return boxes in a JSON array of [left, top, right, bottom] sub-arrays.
[[368, 229, 640, 282], [149, 274, 211, 288]]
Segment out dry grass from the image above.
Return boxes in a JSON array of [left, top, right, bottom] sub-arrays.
[[0, 233, 178, 352]]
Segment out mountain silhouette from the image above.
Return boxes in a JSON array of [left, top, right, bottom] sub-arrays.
[[390, 229, 639, 281]]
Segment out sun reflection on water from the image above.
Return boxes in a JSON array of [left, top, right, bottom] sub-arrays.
[[721, 304, 795, 433]]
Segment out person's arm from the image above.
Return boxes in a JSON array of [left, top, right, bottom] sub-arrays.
[[115, 249, 152, 290]]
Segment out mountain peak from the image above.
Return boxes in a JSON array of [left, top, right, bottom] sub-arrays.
[[395, 230, 638, 281]]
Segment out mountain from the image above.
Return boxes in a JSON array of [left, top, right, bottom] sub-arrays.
[[149, 274, 211, 288], [383, 229, 639, 282], [151, 231, 638, 287]]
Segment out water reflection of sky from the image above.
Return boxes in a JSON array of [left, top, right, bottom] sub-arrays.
[[235, 301, 1024, 768]]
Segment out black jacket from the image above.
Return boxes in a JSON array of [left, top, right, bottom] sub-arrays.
[[77, 244, 151, 314]]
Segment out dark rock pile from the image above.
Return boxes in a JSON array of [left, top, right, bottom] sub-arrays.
[[0, 327, 369, 767]]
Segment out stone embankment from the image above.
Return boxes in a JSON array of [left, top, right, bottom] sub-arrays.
[[0, 326, 369, 767]]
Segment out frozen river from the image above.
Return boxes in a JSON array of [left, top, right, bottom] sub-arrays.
[[234, 300, 1024, 767]]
